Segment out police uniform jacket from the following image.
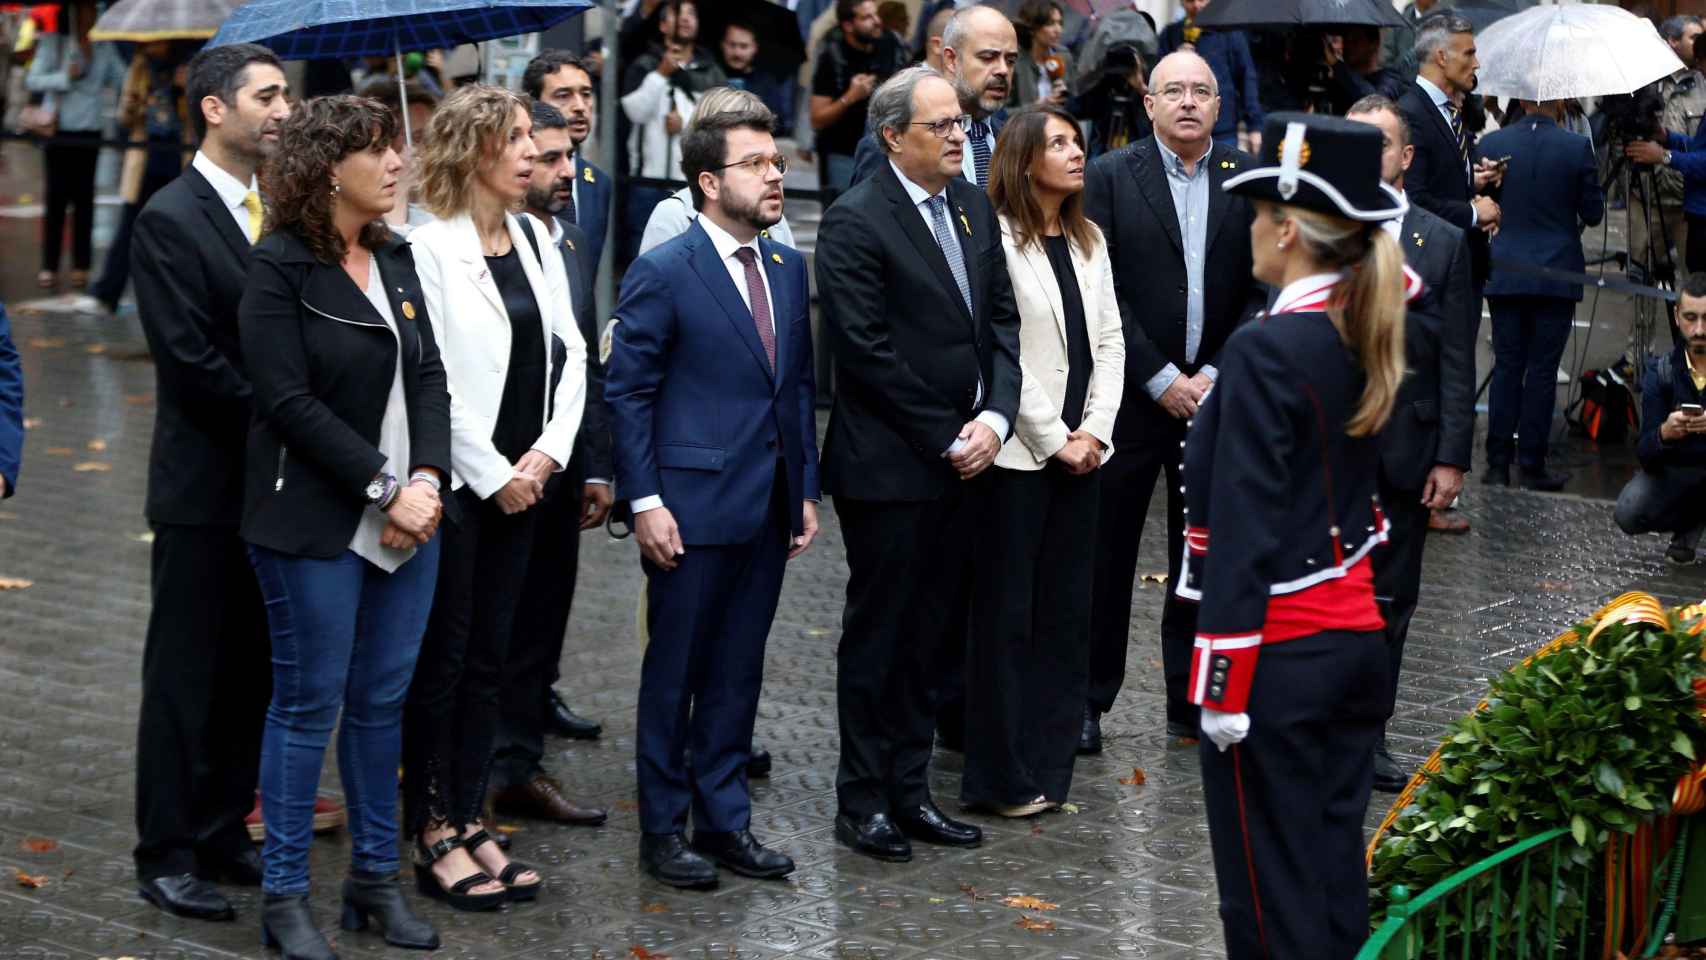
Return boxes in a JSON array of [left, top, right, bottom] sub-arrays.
[[1174, 274, 1392, 714]]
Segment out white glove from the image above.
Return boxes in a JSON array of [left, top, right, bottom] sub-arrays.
[[1200, 707, 1251, 752]]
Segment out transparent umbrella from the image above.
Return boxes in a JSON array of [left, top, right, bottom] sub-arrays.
[[1473, 2, 1682, 102]]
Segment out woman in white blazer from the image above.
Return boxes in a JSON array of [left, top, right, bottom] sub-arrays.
[[400, 85, 587, 910], [960, 106, 1125, 819]]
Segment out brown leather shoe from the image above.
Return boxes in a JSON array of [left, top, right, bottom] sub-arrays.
[[492, 775, 608, 826], [1428, 508, 1470, 534]]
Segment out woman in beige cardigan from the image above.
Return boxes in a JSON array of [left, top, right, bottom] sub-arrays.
[[960, 105, 1124, 818]]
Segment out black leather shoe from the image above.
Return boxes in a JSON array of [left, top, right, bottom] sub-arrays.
[[139, 873, 236, 921], [197, 846, 264, 886], [894, 801, 981, 847], [692, 830, 794, 879], [1519, 466, 1569, 492], [746, 748, 772, 778], [834, 812, 912, 862], [1373, 743, 1408, 794], [261, 893, 335, 960], [547, 690, 603, 740], [639, 833, 719, 889], [342, 871, 438, 949], [1483, 463, 1511, 487], [1078, 706, 1103, 755]]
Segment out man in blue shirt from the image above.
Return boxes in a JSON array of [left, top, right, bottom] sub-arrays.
[[1628, 110, 1706, 277], [0, 301, 20, 501], [1158, 0, 1263, 151]]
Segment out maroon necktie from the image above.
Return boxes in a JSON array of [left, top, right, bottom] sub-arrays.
[[733, 247, 775, 371]]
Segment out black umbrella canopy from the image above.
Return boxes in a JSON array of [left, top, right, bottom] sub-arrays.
[[1451, 0, 1523, 36], [694, 0, 806, 72], [1195, 0, 1404, 30]]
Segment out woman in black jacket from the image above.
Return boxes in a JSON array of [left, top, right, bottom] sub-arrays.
[[239, 95, 457, 960]]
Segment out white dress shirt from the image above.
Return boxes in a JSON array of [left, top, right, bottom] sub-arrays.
[[887, 160, 1011, 455], [191, 150, 258, 238], [350, 256, 415, 573], [631, 214, 777, 517]]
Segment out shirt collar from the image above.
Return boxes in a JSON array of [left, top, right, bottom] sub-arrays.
[[1379, 188, 1407, 242], [542, 213, 565, 245], [192, 150, 258, 209], [889, 159, 950, 209], [1416, 75, 1453, 110], [1154, 137, 1209, 179], [1271, 272, 1344, 314], [697, 210, 761, 263]]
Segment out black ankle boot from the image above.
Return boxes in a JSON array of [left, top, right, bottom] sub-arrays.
[[342, 871, 440, 950], [260, 893, 336, 960]]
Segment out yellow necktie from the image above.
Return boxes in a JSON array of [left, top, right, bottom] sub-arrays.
[[242, 190, 263, 244]]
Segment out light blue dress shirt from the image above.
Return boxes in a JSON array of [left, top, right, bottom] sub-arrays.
[[25, 34, 125, 133], [1146, 139, 1218, 401]]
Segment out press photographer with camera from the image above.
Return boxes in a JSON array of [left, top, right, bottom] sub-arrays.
[[1615, 273, 1706, 564], [1619, 17, 1706, 281]]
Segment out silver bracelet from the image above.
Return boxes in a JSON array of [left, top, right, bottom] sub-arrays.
[[409, 470, 441, 492]]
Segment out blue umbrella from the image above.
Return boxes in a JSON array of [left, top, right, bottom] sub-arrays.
[[210, 0, 591, 143]]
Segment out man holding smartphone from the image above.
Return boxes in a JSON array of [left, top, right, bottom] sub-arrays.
[[1617, 273, 1706, 563]]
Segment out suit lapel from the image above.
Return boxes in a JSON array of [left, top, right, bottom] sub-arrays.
[[686, 222, 774, 383], [1412, 82, 1463, 172], [949, 181, 983, 325], [880, 164, 975, 325], [1013, 227, 1066, 344], [1130, 141, 1184, 254], [186, 167, 253, 266], [1205, 143, 1238, 255], [452, 215, 508, 319]]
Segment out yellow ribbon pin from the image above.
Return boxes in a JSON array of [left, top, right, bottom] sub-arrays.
[[401, 301, 416, 320], [1413, 233, 1424, 247], [565, 237, 576, 251], [771, 252, 783, 264], [582, 166, 595, 183], [959, 212, 972, 236]]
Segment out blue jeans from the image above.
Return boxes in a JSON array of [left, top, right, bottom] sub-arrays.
[[248, 539, 440, 894]]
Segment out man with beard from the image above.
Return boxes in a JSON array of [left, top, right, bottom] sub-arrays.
[[526, 50, 613, 277], [1346, 96, 1476, 793], [607, 97, 820, 889], [1618, 275, 1706, 564], [850, 3, 1015, 191], [811, 0, 909, 191], [719, 22, 792, 127], [486, 101, 613, 830], [130, 43, 292, 921]]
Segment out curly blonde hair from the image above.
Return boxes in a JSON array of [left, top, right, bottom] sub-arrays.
[[414, 84, 528, 219]]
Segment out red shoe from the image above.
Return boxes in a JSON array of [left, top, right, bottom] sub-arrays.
[[244, 793, 347, 843]]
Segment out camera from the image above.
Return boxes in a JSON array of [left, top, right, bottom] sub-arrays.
[[1602, 85, 1666, 145]]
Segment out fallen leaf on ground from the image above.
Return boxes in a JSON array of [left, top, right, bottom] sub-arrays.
[[614, 799, 639, 812], [629, 947, 669, 960], [1030, 822, 1043, 836], [493, 823, 519, 835], [124, 393, 153, 406], [132, 532, 154, 543], [19, 837, 57, 853], [927, 897, 945, 904], [14, 868, 46, 889], [28, 337, 65, 349], [1060, 802, 1080, 814], [0, 512, 16, 521], [1119, 768, 1147, 786], [1000, 895, 1059, 911], [1138, 572, 1168, 584], [21, 418, 41, 430], [0, 578, 33, 590], [44, 447, 72, 456], [86, 439, 106, 451], [73, 461, 111, 472], [959, 883, 985, 900], [642, 902, 667, 913], [85, 343, 106, 355], [1014, 915, 1055, 931]]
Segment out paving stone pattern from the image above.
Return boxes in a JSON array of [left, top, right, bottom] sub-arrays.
[[0, 305, 1701, 960]]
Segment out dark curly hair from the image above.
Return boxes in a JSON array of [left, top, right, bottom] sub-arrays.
[[261, 95, 399, 264]]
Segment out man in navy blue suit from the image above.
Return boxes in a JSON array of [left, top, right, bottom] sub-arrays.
[[607, 97, 819, 890], [0, 301, 20, 502], [525, 50, 614, 275], [1477, 100, 1603, 490], [849, 4, 1017, 189]]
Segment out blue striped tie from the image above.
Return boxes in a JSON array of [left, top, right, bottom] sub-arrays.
[[969, 118, 992, 188], [926, 195, 972, 315]]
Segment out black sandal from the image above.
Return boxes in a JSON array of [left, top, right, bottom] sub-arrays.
[[465, 829, 542, 902], [411, 834, 506, 912]]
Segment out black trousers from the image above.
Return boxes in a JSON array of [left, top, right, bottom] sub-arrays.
[[961, 465, 1098, 808], [1372, 477, 1430, 711], [1486, 295, 1575, 470], [403, 487, 538, 833], [1199, 630, 1389, 960], [41, 131, 101, 274], [1688, 214, 1706, 278], [833, 484, 980, 818], [1615, 465, 1706, 535], [1088, 427, 1196, 725], [493, 456, 586, 790], [134, 523, 270, 880]]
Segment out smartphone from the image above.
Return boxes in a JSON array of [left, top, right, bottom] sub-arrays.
[[1682, 403, 1703, 417]]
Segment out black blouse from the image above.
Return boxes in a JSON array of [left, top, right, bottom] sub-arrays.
[[485, 247, 547, 463], [1044, 234, 1093, 430]]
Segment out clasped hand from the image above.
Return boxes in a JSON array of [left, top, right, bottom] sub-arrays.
[[1159, 372, 1213, 419], [1053, 430, 1105, 475], [380, 482, 441, 549], [494, 450, 559, 515], [948, 421, 1001, 479]]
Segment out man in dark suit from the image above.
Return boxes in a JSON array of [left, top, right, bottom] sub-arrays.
[[1347, 96, 1477, 792], [848, 3, 1017, 189], [607, 97, 819, 889], [816, 66, 1021, 862], [525, 50, 614, 276], [1477, 101, 1604, 490], [129, 43, 291, 921], [1396, 14, 1502, 282], [490, 101, 613, 828], [1080, 50, 1264, 750], [0, 301, 19, 503]]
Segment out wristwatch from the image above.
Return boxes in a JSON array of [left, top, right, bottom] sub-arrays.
[[365, 473, 397, 508], [1665, 149, 1675, 167]]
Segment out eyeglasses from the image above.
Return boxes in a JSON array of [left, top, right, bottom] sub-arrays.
[[911, 114, 974, 139], [712, 153, 789, 177], [1155, 83, 1217, 104]]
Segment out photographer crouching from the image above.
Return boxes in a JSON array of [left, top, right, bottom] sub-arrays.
[[1616, 274, 1706, 563]]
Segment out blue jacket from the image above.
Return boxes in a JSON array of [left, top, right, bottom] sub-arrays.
[[0, 303, 19, 497], [573, 157, 613, 277], [1638, 348, 1706, 470], [1158, 25, 1263, 141], [1667, 122, 1706, 217], [606, 220, 820, 545], [1477, 114, 1604, 301]]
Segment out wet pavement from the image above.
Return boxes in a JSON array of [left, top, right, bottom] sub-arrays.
[[3, 134, 1706, 960]]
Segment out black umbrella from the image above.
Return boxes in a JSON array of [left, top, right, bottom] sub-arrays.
[[1195, 0, 1403, 30], [1450, 0, 1523, 36], [694, 0, 806, 72]]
